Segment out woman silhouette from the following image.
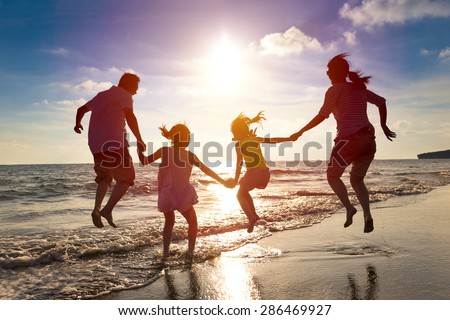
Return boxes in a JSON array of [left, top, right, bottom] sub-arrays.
[[291, 53, 396, 233]]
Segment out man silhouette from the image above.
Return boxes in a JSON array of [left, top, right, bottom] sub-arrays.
[[74, 73, 146, 228]]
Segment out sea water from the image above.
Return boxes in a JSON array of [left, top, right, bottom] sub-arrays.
[[0, 159, 449, 299]]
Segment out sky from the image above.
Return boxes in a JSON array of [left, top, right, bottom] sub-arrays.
[[1, 0, 450, 165]]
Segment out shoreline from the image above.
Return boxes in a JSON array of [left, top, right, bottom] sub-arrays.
[[104, 184, 450, 300]]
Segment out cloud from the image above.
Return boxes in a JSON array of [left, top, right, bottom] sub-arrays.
[[438, 47, 450, 61], [418, 47, 450, 61], [340, 0, 450, 29], [343, 31, 357, 46], [420, 48, 432, 56], [252, 26, 323, 56], [40, 47, 70, 57], [58, 80, 113, 95]]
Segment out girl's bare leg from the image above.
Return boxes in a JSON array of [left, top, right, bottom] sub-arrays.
[[163, 212, 175, 260], [237, 187, 259, 232], [181, 207, 198, 257]]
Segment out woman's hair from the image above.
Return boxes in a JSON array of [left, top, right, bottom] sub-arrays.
[[231, 111, 265, 140], [159, 123, 191, 148], [327, 53, 371, 88]]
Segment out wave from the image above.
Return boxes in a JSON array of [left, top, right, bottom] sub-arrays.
[[2, 160, 450, 299], [293, 190, 335, 197]]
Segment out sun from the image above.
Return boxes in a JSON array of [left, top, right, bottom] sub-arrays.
[[207, 35, 245, 93]]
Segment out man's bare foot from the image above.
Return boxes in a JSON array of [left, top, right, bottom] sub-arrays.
[[247, 215, 260, 233], [344, 207, 357, 228], [91, 210, 104, 228], [99, 209, 117, 228], [364, 218, 374, 233]]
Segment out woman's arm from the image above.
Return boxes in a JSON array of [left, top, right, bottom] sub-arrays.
[[259, 136, 295, 144], [377, 101, 396, 141], [290, 113, 327, 140]]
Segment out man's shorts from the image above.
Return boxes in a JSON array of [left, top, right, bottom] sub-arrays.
[[327, 127, 376, 178], [93, 148, 135, 186]]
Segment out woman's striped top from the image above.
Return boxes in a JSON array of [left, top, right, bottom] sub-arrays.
[[319, 82, 386, 139]]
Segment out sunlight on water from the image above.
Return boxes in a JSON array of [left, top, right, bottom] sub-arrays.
[[201, 256, 261, 299], [218, 260, 260, 299], [206, 183, 241, 214]]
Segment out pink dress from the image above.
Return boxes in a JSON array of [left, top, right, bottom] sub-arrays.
[[157, 147, 198, 213]]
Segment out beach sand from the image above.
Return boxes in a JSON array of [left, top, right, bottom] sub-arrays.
[[103, 184, 450, 300]]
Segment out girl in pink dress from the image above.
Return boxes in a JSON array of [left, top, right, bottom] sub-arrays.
[[138, 124, 234, 261]]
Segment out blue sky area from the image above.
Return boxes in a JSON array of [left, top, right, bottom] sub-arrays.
[[1, 0, 450, 164]]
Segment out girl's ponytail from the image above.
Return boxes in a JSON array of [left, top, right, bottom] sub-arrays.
[[231, 111, 265, 140], [159, 125, 172, 140], [159, 123, 191, 147], [249, 111, 266, 125]]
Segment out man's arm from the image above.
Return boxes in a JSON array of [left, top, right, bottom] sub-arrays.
[[74, 105, 90, 134], [138, 147, 162, 166], [123, 108, 146, 152]]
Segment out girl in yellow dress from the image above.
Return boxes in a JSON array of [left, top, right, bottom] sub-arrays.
[[231, 112, 294, 232]]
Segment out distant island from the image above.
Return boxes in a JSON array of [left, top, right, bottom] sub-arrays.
[[417, 149, 450, 159]]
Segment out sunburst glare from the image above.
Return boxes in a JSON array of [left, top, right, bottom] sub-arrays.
[[207, 35, 245, 93]]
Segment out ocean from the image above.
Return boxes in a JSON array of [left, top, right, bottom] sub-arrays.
[[1, 159, 449, 299]]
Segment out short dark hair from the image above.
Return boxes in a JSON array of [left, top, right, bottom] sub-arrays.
[[118, 73, 140, 89]]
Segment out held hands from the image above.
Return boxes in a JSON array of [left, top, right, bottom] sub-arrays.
[[290, 131, 302, 141], [223, 178, 237, 189], [382, 125, 396, 141], [137, 149, 147, 166], [137, 140, 147, 153]]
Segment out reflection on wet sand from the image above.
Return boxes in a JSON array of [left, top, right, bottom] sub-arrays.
[[161, 255, 262, 300], [163, 268, 200, 300], [346, 264, 378, 300]]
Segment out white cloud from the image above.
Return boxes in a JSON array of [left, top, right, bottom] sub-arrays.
[[340, 0, 450, 29], [343, 31, 357, 46], [418, 47, 450, 61], [438, 47, 450, 61], [253, 26, 323, 56], [40, 47, 70, 57], [58, 80, 113, 94], [420, 48, 432, 56], [53, 99, 87, 109]]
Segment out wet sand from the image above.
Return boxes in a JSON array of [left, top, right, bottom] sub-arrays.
[[104, 184, 450, 300]]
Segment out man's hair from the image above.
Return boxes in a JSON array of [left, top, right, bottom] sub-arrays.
[[118, 73, 140, 89]]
